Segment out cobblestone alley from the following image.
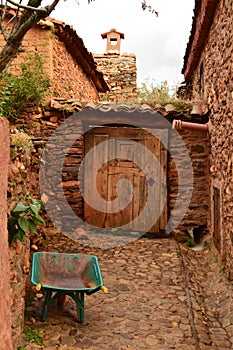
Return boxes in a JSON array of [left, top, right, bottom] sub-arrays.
[[23, 231, 233, 350]]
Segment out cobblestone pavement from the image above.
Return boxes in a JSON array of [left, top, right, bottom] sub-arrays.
[[23, 230, 233, 350]]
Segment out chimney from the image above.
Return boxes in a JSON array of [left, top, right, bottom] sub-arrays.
[[101, 28, 125, 54]]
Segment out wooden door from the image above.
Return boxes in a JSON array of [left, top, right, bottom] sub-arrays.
[[84, 127, 168, 232]]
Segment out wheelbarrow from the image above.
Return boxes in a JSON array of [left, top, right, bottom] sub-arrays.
[[30, 252, 107, 322]]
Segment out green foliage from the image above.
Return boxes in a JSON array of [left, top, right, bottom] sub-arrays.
[[23, 325, 44, 346], [137, 79, 192, 112], [10, 128, 33, 154], [17, 346, 26, 350], [8, 193, 44, 244], [138, 80, 173, 104], [0, 53, 50, 118], [186, 237, 195, 247]]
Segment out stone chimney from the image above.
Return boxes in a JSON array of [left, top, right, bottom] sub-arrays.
[[94, 28, 137, 102], [101, 28, 125, 54]]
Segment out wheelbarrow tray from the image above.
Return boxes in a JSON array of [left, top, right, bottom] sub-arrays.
[[31, 252, 103, 292], [30, 252, 104, 322]]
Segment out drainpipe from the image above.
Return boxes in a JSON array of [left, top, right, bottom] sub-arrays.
[[172, 119, 209, 132]]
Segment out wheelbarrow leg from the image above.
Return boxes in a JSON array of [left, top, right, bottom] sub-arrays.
[[71, 292, 84, 323], [42, 289, 52, 322], [77, 292, 84, 323]]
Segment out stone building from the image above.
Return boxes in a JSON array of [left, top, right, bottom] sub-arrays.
[[0, 9, 108, 101], [181, 0, 233, 276], [94, 28, 137, 102], [0, 9, 108, 349]]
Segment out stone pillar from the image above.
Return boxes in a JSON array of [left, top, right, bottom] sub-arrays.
[[0, 117, 13, 349]]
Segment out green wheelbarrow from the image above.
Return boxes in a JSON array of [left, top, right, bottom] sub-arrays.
[[30, 252, 107, 322]]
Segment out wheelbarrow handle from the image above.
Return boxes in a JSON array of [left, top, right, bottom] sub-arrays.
[[86, 285, 109, 295], [85, 286, 101, 295]]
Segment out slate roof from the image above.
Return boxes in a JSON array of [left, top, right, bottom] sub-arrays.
[[182, 0, 219, 81], [50, 98, 209, 124]]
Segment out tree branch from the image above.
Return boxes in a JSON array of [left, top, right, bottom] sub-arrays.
[[6, 0, 48, 12], [141, 1, 158, 16], [45, 0, 60, 14]]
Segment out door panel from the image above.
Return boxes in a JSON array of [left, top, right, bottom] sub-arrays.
[[84, 127, 168, 232]]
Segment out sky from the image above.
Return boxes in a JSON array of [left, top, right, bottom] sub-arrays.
[[50, 0, 195, 89]]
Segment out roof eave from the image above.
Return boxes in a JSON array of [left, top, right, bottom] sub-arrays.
[[182, 0, 219, 81]]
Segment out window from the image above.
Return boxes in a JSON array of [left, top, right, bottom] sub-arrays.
[[110, 38, 118, 46]]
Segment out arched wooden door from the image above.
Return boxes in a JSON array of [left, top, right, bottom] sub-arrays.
[[84, 126, 168, 233]]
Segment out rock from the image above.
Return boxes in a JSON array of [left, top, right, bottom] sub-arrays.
[[31, 244, 39, 251], [30, 317, 36, 324]]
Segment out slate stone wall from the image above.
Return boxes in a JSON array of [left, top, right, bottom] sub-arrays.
[[51, 37, 100, 100], [9, 239, 30, 349], [94, 54, 137, 102], [168, 129, 210, 237], [15, 104, 210, 239], [183, 0, 233, 275], [1, 24, 100, 101]]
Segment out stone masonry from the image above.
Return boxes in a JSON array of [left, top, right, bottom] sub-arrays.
[[169, 129, 210, 235], [182, 0, 233, 276], [0, 15, 107, 101], [8, 130, 32, 349], [14, 101, 209, 237], [94, 54, 137, 102], [9, 27, 100, 101], [0, 117, 13, 350]]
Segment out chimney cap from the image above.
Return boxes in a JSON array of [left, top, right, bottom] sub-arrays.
[[101, 28, 125, 39]]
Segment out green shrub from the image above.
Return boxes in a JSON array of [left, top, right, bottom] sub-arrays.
[[8, 193, 44, 244], [137, 79, 192, 112], [0, 53, 50, 118], [23, 325, 44, 346], [138, 80, 173, 105]]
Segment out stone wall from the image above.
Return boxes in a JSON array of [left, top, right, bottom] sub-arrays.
[[183, 0, 233, 274], [9, 239, 30, 350], [14, 102, 210, 239], [0, 118, 13, 350], [39, 115, 85, 235], [1, 25, 51, 77], [51, 37, 99, 100], [94, 54, 137, 102], [14, 103, 85, 231], [1, 24, 100, 101], [8, 129, 32, 349], [168, 129, 210, 237]]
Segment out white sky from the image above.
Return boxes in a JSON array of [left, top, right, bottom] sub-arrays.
[[50, 0, 195, 89]]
